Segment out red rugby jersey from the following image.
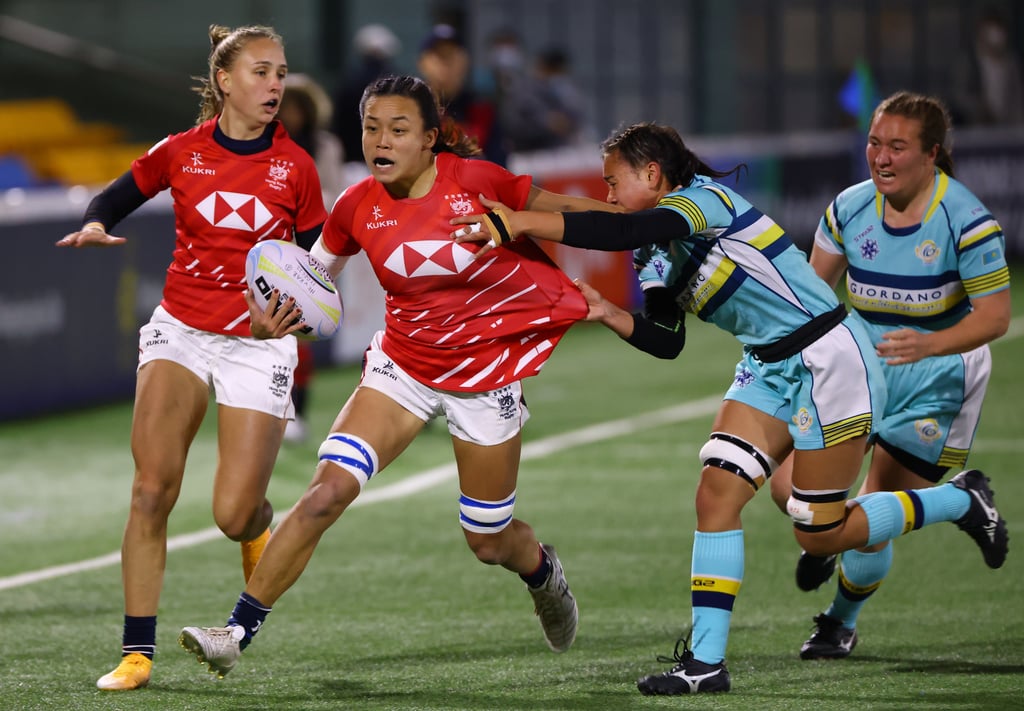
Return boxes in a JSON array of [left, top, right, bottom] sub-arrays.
[[131, 119, 327, 335], [322, 152, 587, 392]]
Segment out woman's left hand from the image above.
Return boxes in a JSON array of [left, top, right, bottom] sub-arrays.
[[876, 327, 932, 365], [574, 278, 610, 322]]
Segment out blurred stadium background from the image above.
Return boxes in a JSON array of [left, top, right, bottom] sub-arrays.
[[2, 0, 1023, 419]]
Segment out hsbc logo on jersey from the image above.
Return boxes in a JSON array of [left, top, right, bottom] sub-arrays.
[[383, 240, 476, 277], [195, 191, 273, 231]]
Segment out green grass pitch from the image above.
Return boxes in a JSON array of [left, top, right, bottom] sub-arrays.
[[1, 268, 1022, 710]]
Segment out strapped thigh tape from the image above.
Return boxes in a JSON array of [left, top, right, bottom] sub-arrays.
[[459, 490, 516, 534], [317, 433, 379, 489], [787, 486, 850, 532], [699, 431, 779, 491]]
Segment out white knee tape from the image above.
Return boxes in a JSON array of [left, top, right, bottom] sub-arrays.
[[786, 494, 815, 527], [698, 432, 778, 490], [786, 487, 849, 532], [317, 433, 379, 489], [459, 490, 516, 534]]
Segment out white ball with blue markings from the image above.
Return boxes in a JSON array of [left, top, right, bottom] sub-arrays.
[[245, 239, 343, 341]]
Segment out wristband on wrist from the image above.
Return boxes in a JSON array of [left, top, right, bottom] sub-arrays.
[[83, 221, 105, 232], [481, 208, 515, 247]]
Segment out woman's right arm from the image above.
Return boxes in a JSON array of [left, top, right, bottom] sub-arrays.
[[453, 205, 688, 258], [525, 185, 624, 214], [57, 170, 148, 247], [309, 236, 350, 279], [808, 246, 849, 290]]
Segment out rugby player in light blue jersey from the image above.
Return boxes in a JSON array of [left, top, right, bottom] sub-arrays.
[[451, 120, 1009, 695], [768, 91, 1011, 661]]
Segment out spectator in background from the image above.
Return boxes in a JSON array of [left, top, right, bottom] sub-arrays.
[[331, 23, 401, 163], [280, 73, 346, 206], [952, 8, 1024, 125], [417, 23, 508, 165], [278, 73, 348, 444], [483, 29, 589, 153], [534, 46, 591, 146]]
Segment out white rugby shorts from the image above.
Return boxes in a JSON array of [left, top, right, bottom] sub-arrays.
[[138, 305, 297, 419], [360, 331, 529, 446]]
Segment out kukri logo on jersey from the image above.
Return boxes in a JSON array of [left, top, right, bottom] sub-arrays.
[[183, 151, 216, 176]]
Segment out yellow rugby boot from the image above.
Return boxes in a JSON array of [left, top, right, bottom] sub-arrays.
[[96, 652, 152, 690]]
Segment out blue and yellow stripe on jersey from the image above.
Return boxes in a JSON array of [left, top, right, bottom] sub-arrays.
[[962, 267, 1010, 297], [959, 213, 1003, 252], [660, 193, 708, 233], [653, 174, 841, 346], [922, 170, 949, 222]]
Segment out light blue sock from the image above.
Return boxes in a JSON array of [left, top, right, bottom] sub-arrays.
[[690, 530, 744, 665], [825, 543, 893, 628], [854, 485, 969, 546], [913, 483, 970, 524]]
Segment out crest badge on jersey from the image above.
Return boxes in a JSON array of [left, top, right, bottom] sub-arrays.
[[267, 158, 293, 190], [447, 192, 475, 215], [915, 240, 940, 264]]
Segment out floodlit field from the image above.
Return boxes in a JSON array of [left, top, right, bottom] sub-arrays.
[[1, 269, 1022, 710]]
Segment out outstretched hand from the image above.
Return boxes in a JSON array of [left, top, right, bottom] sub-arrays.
[[245, 288, 307, 340], [56, 225, 127, 248], [450, 195, 514, 260], [574, 278, 611, 322]]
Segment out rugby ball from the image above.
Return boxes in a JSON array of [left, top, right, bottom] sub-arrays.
[[245, 239, 343, 341]]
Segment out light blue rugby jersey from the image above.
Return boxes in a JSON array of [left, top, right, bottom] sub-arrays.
[[814, 169, 1009, 338], [654, 174, 840, 347]]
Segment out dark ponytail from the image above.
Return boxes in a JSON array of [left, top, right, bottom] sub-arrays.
[[601, 122, 746, 187]]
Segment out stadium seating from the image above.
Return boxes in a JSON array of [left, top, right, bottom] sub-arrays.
[[0, 98, 140, 187]]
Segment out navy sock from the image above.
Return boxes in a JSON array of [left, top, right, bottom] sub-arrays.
[[519, 545, 552, 588], [227, 592, 271, 650], [122, 615, 156, 659]]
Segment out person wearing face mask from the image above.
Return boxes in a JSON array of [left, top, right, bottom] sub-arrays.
[[484, 28, 579, 153], [417, 23, 508, 165]]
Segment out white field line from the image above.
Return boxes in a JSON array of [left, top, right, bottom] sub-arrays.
[[0, 395, 724, 592], [4, 314, 1022, 593]]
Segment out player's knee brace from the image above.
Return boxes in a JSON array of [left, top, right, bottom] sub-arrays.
[[459, 491, 516, 534], [786, 486, 850, 533], [317, 433, 379, 489], [699, 432, 779, 491]]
